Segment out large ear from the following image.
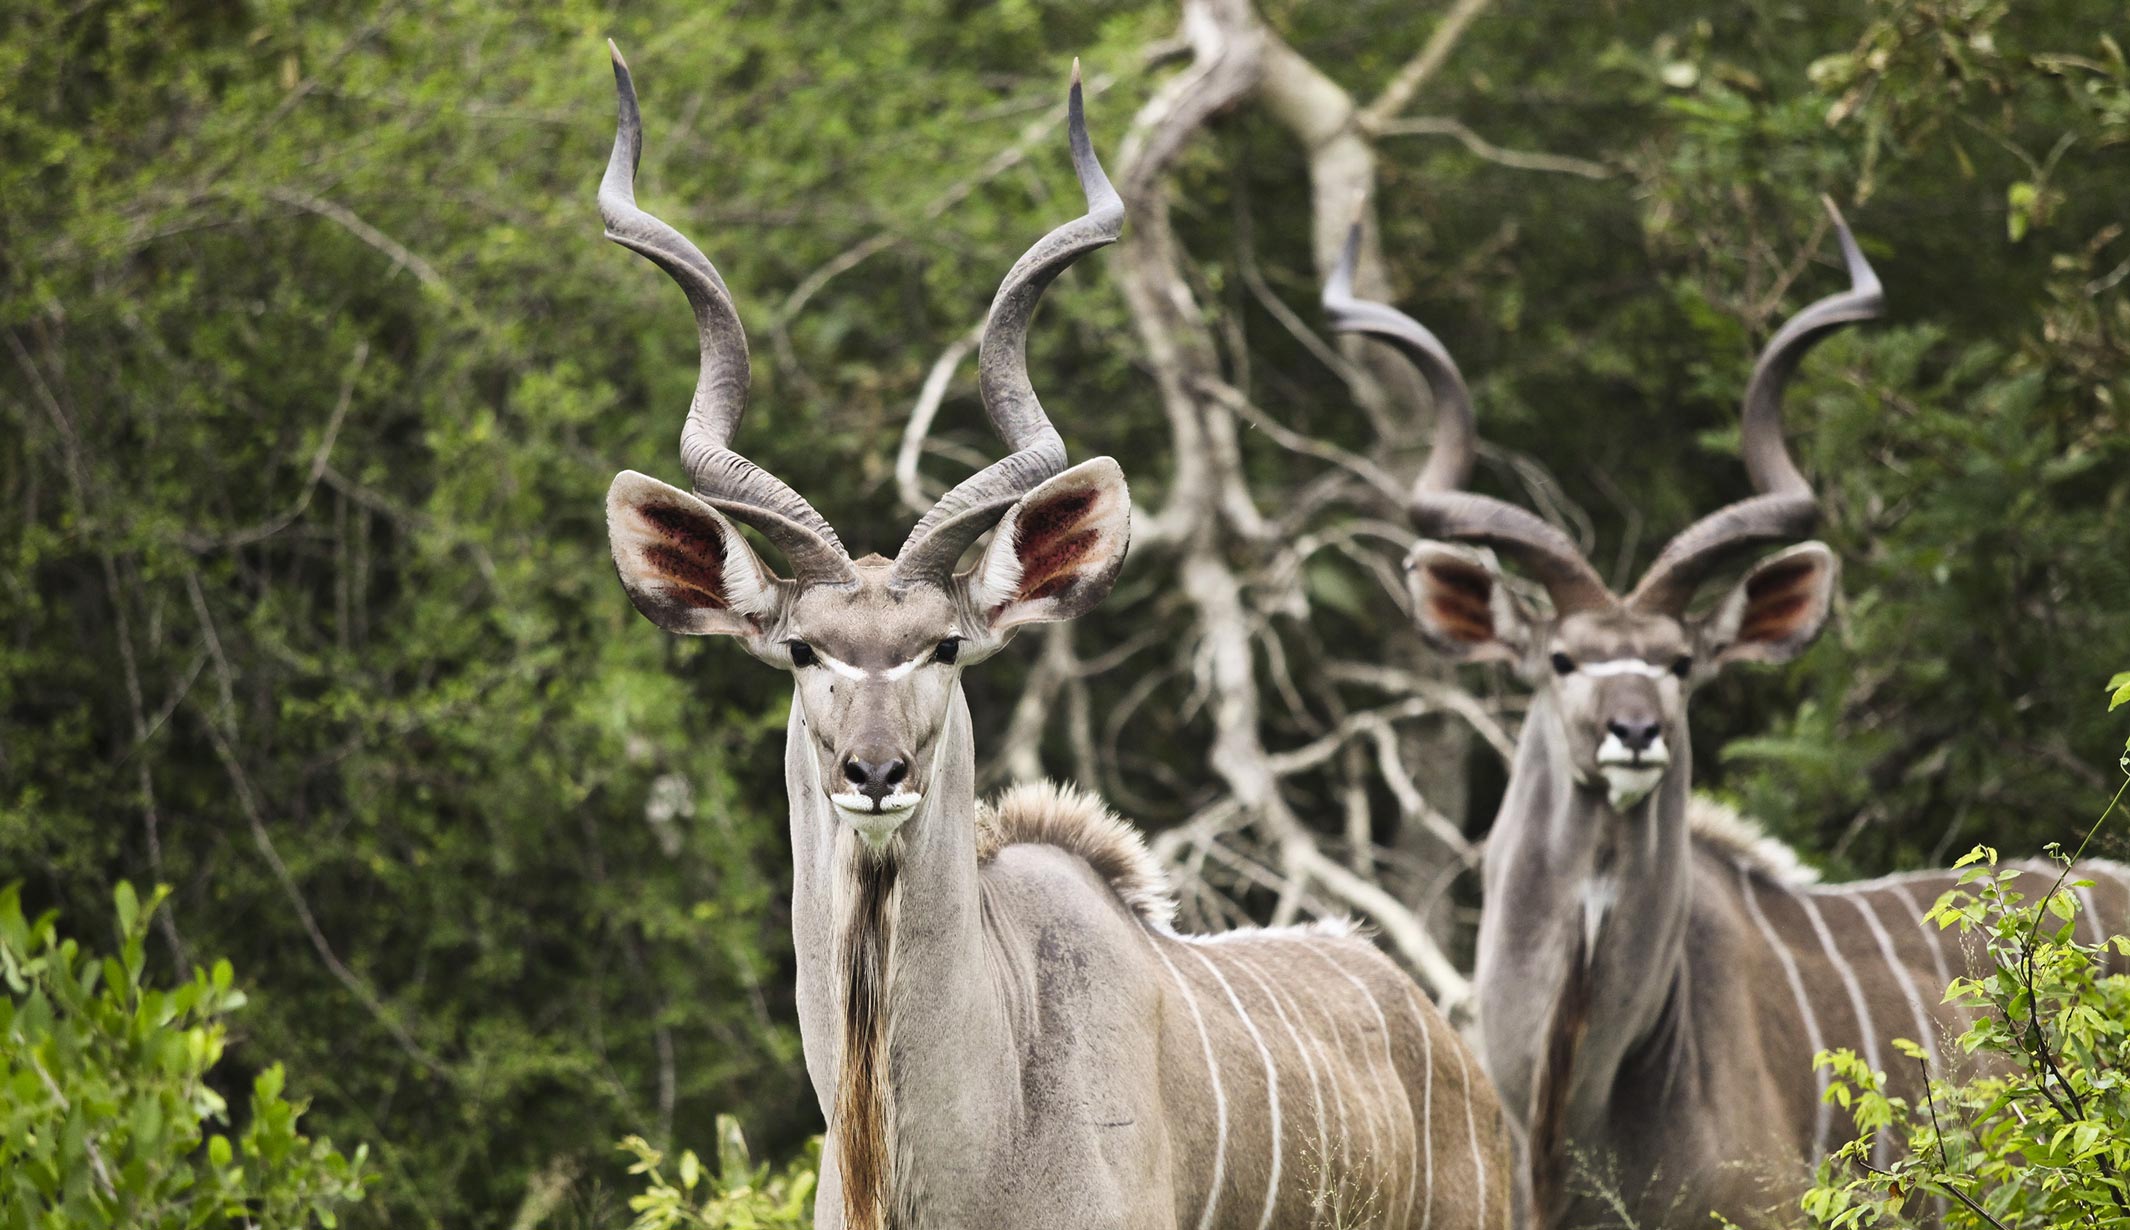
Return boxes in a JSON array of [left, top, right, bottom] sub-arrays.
[[1694, 541, 1837, 667], [964, 457, 1130, 634], [607, 470, 785, 638], [1404, 541, 1533, 664]]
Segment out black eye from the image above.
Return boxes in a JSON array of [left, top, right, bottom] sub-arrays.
[[788, 641, 816, 668], [1551, 652, 1575, 676], [1671, 655, 1693, 678], [933, 637, 961, 665]]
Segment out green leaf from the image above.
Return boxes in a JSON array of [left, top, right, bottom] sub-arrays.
[[113, 881, 138, 937]]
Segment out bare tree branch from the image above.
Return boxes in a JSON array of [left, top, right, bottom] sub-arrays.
[[1376, 115, 1612, 179]]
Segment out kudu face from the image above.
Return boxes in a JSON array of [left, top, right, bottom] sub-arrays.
[[1405, 539, 1835, 810], [1326, 200, 1879, 815], [595, 47, 1128, 853]]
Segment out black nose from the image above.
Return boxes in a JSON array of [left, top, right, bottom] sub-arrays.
[[840, 752, 908, 802], [1606, 717, 1662, 753]]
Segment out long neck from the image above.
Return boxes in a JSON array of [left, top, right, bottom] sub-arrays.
[[1472, 694, 1695, 1191], [786, 687, 1011, 1228]]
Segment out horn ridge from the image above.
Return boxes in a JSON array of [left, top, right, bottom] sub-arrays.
[[892, 61, 1122, 586], [1324, 220, 1613, 614], [1629, 201, 1882, 614], [601, 41, 855, 585]]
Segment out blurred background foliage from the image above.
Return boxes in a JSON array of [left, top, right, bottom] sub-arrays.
[[1, 0, 2123, 1225]]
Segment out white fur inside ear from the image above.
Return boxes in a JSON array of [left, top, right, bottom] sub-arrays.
[[1406, 540, 1529, 662], [972, 504, 1027, 613], [968, 458, 1130, 628], [606, 471, 781, 634], [1701, 541, 1836, 665]]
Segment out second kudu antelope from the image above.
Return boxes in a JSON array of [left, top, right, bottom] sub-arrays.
[[595, 46, 1511, 1230], [1324, 213, 2130, 1228]]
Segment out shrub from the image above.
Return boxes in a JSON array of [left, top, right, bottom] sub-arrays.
[[617, 1118, 818, 1230], [1800, 676, 2130, 1228], [0, 882, 367, 1229]]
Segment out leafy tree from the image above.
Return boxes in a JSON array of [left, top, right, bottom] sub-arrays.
[[1, 882, 367, 1228]]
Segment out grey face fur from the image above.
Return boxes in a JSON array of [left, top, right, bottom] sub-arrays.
[[607, 462, 1130, 853], [1404, 540, 1834, 814]]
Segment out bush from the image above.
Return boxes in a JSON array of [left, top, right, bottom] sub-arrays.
[[617, 1118, 818, 1230], [1801, 678, 2130, 1229], [0, 882, 367, 1229]]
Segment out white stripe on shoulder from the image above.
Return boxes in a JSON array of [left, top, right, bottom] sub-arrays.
[[1888, 881, 1955, 989], [1401, 988, 1434, 1230], [1294, 940, 1412, 1225], [1151, 940, 1227, 1230], [1797, 890, 1883, 1164], [1227, 952, 1332, 1221], [1183, 946, 1283, 1230], [1845, 892, 1939, 1074], [1453, 1040, 1488, 1230], [1736, 866, 1833, 1155]]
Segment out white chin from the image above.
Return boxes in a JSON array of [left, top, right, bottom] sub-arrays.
[[1598, 765, 1667, 811], [830, 792, 922, 850]]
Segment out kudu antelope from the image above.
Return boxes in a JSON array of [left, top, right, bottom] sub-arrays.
[[1324, 212, 2130, 1229], [594, 46, 1511, 1229]]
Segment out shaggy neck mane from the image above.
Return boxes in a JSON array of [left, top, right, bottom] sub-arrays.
[[833, 851, 898, 1230]]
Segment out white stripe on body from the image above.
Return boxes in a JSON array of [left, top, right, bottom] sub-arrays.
[[1452, 1042, 1489, 1230], [1888, 881, 1954, 989], [1182, 946, 1284, 1230], [1844, 893, 1940, 1073], [2073, 885, 2104, 947], [1796, 890, 1884, 1165], [1393, 987, 1434, 1230], [1151, 941, 1228, 1230], [1295, 941, 1409, 1227], [1736, 866, 1834, 1155], [1226, 953, 1333, 1226], [1292, 976, 1374, 1210]]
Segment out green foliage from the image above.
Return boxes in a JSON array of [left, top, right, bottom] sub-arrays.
[[4, 0, 2125, 1224], [1804, 811, 2130, 1223], [1625, 0, 2130, 875], [0, 882, 366, 1229], [617, 1119, 816, 1230]]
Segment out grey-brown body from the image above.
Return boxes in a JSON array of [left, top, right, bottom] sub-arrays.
[[1475, 702, 2130, 1228], [1318, 204, 2130, 1230], [592, 48, 1511, 1229], [787, 693, 1514, 1230]]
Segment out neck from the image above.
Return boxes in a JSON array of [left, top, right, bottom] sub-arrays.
[[1473, 696, 1696, 1196], [785, 687, 1005, 1230]]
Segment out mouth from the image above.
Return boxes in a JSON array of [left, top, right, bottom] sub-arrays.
[[1594, 760, 1667, 810], [830, 790, 922, 850]]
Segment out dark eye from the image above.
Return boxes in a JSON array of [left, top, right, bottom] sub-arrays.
[[787, 641, 816, 668], [933, 637, 961, 665], [1550, 652, 1575, 676], [1671, 655, 1693, 678]]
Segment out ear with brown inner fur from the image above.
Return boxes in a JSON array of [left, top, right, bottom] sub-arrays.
[[966, 457, 1130, 631], [1405, 541, 1531, 664], [607, 470, 782, 638], [1696, 541, 1837, 667]]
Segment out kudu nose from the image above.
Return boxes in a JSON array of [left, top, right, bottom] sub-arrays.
[[1606, 716, 1663, 753], [840, 750, 909, 803]]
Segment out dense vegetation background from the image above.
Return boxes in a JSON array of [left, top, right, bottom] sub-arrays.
[[3, 0, 2124, 1225]]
